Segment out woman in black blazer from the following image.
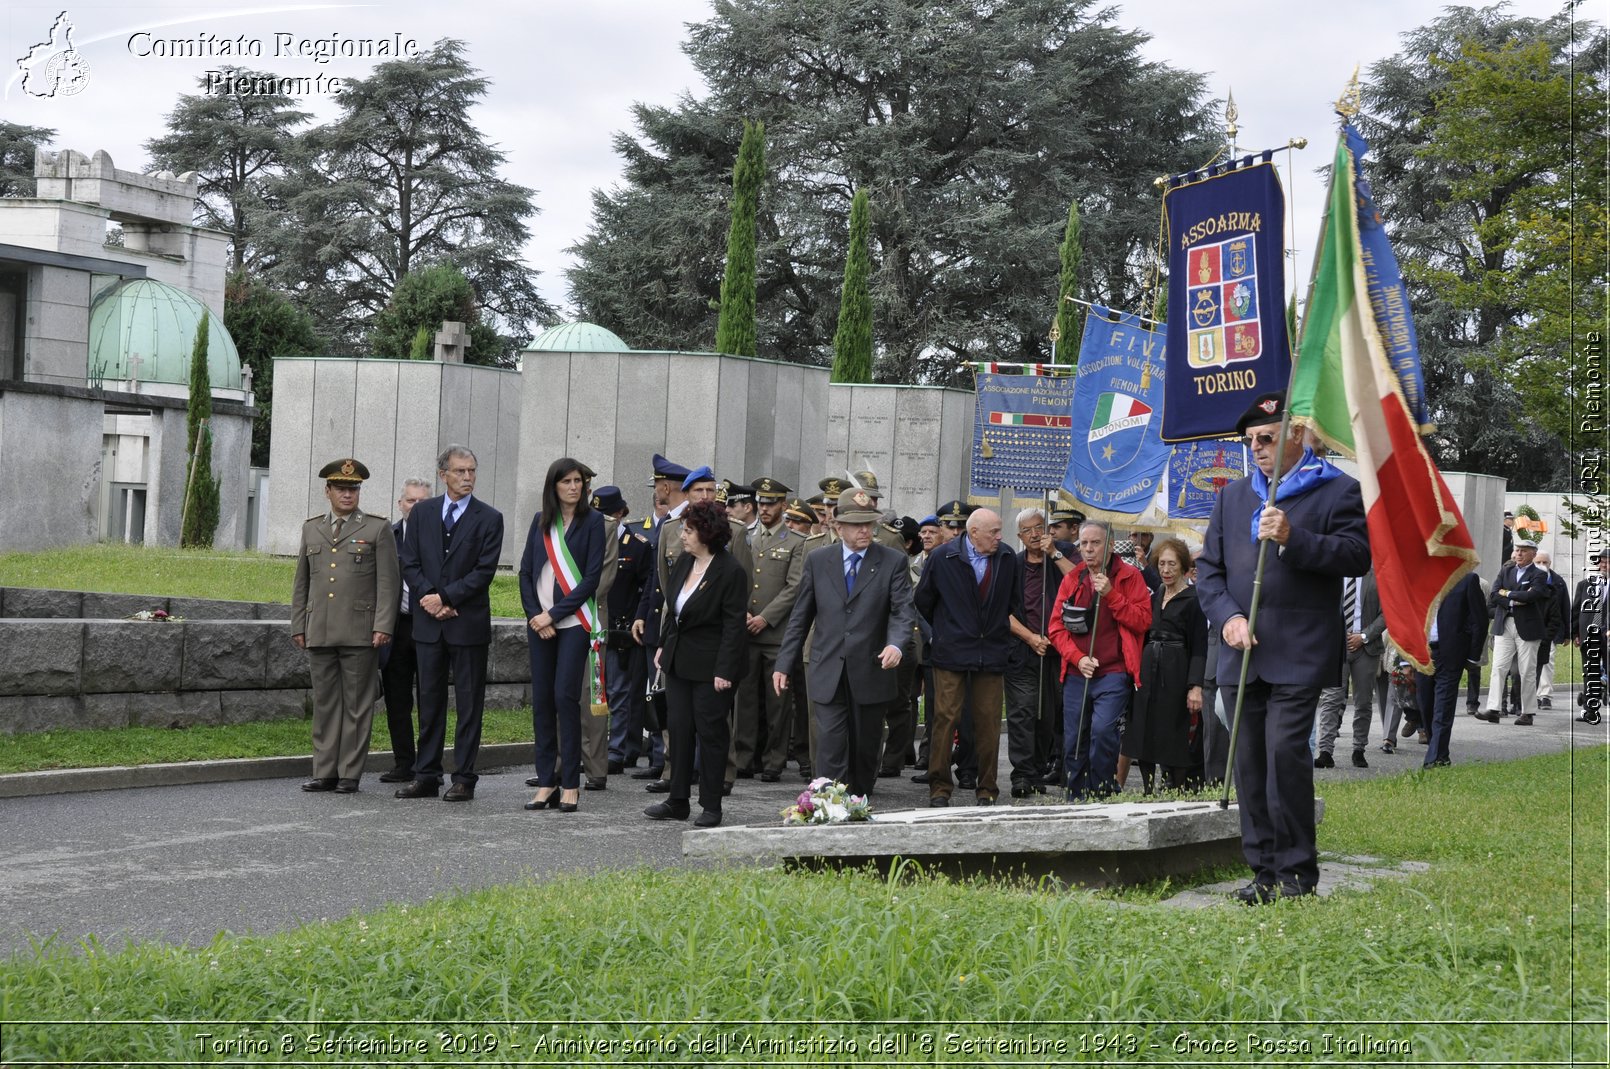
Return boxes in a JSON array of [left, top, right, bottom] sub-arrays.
[[519, 458, 606, 813], [644, 499, 749, 827]]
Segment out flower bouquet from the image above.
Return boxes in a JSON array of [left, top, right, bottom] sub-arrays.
[[781, 777, 873, 825], [126, 609, 181, 622]]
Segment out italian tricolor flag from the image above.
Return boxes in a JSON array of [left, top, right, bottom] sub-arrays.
[[1288, 131, 1477, 673], [1090, 392, 1152, 441]]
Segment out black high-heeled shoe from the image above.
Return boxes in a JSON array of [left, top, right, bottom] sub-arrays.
[[559, 788, 580, 813], [524, 788, 560, 811]]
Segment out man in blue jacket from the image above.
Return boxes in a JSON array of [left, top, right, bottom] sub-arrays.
[[914, 507, 1023, 806]]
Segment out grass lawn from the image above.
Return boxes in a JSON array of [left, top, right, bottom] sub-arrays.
[[0, 707, 542, 776], [1, 748, 1603, 1065], [0, 543, 527, 618]]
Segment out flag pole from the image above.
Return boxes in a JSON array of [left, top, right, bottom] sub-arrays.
[[1216, 83, 1361, 809]]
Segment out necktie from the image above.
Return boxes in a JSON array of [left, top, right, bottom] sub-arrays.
[[846, 552, 861, 595], [399, 520, 411, 614], [445, 502, 462, 534], [1342, 578, 1357, 631], [979, 554, 993, 599], [331, 516, 344, 539]]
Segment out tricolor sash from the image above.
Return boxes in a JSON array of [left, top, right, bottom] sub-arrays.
[[544, 518, 599, 634]]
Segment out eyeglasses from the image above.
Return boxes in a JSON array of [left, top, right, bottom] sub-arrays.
[[1243, 432, 1277, 447], [1018, 524, 1046, 537]]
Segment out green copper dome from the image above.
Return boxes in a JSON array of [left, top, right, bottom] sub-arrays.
[[525, 321, 630, 352], [88, 278, 243, 390]]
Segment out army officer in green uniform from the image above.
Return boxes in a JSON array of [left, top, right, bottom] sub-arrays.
[[291, 458, 400, 793]]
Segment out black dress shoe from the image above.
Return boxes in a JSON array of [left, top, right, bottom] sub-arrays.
[[1234, 882, 1277, 906], [1314, 751, 1335, 768], [300, 778, 337, 792], [722, 783, 733, 796], [877, 768, 902, 779], [1538, 696, 1552, 709], [630, 767, 665, 779], [334, 779, 359, 794], [442, 783, 474, 802], [1010, 783, 1034, 798], [584, 777, 607, 791], [524, 789, 559, 811], [956, 775, 978, 791], [759, 771, 781, 782], [645, 780, 672, 793], [929, 795, 950, 808], [798, 767, 813, 781], [394, 780, 439, 799], [1476, 710, 1501, 723], [1351, 749, 1368, 769], [607, 760, 625, 775], [693, 810, 722, 828], [911, 771, 933, 784], [525, 776, 542, 787], [736, 768, 754, 779], [559, 790, 579, 813], [1513, 713, 1534, 725], [1279, 884, 1317, 900], [378, 768, 413, 784], [644, 801, 690, 820]]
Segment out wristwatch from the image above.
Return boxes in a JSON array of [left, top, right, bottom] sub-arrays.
[[1050, 550, 1063, 561]]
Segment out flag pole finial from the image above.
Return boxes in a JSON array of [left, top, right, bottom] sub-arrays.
[[1336, 66, 1362, 119], [1225, 88, 1239, 156]]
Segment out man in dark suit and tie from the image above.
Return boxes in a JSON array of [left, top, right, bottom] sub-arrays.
[[1572, 551, 1608, 726], [1478, 540, 1547, 725], [1196, 393, 1370, 903], [1417, 571, 1489, 766], [1314, 567, 1385, 768], [378, 477, 432, 783], [772, 488, 917, 797], [395, 444, 505, 802]]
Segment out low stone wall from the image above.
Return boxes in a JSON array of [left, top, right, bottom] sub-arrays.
[[0, 588, 534, 734]]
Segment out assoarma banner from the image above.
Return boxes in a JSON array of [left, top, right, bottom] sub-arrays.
[[1167, 439, 1250, 520], [1062, 307, 1170, 517], [1161, 157, 1291, 441], [969, 370, 1076, 506]]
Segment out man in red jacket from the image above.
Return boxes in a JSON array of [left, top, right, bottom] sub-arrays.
[[1048, 520, 1151, 799]]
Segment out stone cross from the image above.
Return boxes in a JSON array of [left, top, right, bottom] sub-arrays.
[[433, 321, 470, 363], [241, 364, 253, 399]]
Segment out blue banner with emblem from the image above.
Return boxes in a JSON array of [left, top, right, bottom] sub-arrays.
[[1062, 307, 1171, 516], [1161, 156, 1291, 441], [1167, 438, 1250, 520], [969, 370, 1077, 505], [1345, 121, 1430, 430]]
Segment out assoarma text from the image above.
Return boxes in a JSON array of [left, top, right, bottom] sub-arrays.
[[1179, 211, 1263, 249], [128, 32, 419, 63]]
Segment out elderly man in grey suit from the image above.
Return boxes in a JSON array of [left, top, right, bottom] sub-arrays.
[[773, 488, 917, 797]]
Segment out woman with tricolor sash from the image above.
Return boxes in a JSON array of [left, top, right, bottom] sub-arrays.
[[519, 458, 606, 813]]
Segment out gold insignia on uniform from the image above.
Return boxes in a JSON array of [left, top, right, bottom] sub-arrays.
[[340, 459, 355, 477], [851, 490, 872, 509]]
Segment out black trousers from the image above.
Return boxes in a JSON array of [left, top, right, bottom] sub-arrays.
[[666, 672, 731, 813], [815, 670, 886, 797], [1223, 681, 1322, 893], [1004, 653, 1062, 785], [378, 610, 417, 770], [413, 639, 488, 786]]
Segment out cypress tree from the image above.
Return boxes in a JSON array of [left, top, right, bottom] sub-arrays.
[[181, 315, 221, 548], [830, 189, 873, 383], [1053, 200, 1082, 363], [714, 120, 765, 356]]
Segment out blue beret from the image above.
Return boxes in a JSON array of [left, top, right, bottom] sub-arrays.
[[681, 465, 715, 491]]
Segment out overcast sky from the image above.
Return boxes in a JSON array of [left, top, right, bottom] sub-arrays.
[[1, 0, 1572, 327]]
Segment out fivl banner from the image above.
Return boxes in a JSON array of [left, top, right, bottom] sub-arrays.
[[1167, 439, 1249, 520], [1345, 122, 1430, 430], [1063, 307, 1170, 517], [1161, 156, 1291, 441], [969, 368, 1077, 507]]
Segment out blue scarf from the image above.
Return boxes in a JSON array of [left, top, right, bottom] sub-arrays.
[[1249, 447, 1345, 542]]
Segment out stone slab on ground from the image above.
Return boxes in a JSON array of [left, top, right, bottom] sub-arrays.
[[683, 800, 1280, 888], [1161, 852, 1428, 909]]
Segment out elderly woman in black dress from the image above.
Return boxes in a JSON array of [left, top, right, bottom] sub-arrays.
[[1122, 537, 1208, 792]]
